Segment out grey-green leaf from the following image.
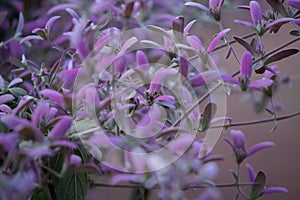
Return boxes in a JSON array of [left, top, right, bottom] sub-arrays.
[[264, 49, 299, 65], [9, 87, 27, 97], [266, 0, 289, 17], [9, 57, 27, 68], [233, 36, 257, 56], [199, 103, 217, 131], [250, 171, 266, 200]]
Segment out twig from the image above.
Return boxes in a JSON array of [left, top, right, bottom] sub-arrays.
[[210, 110, 300, 129], [91, 182, 256, 189]]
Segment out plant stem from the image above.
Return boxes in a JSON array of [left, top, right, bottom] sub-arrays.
[[91, 182, 256, 189], [210, 110, 300, 129]]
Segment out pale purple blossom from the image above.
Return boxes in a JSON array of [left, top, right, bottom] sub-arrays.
[[250, 1, 263, 24], [224, 129, 275, 163], [287, 0, 300, 9]]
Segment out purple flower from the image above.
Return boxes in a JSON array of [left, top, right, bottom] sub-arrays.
[[249, 78, 273, 92], [246, 164, 288, 197], [69, 154, 82, 166], [240, 51, 253, 79], [250, 1, 263, 24], [239, 51, 252, 90], [262, 187, 288, 195], [48, 116, 73, 140], [0, 133, 18, 152], [179, 53, 189, 78], [224, 129, 275, 163], [190, 70, 220, 87], [209, 0, 224, 21], [207, 28, 230, 54], [287, 0, 300, 9], [136, 50, 149, 71], [0, 94, 14, 105], [246, 141, 275, 157], [185, 0, 224, 21], [148, 68, 177, 93], [40, 89, 65, 107]]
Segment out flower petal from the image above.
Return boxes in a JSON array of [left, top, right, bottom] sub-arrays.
[[240, 51, 252, 79], [287, 0, 300, 9], [245, 163, 256, 183], [263, 187, 288, 195], [247, 141, 275, 157], [48, 116, 73, 140], [250, 1, 263, 24], [249, 79, 273, 91], [207, 28, 230, 53], [185, 2, 210, 13], [136, 50, 149, 71], [40, 89, 65, 107], [0, 94, 14, 105], [230, 129, 245, 149]]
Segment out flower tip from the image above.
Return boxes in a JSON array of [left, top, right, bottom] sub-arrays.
[[250, 1, 263, 24], [247, 141, 275, 157], [240, 51, 253, 79], [230, 129, 245, 148]]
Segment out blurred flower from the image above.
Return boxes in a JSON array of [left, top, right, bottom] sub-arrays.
[[250, 1, 263, 25], [239, 51, 252, 91], [287, 0, 300, 9]]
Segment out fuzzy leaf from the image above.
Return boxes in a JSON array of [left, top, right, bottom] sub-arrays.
[[233, 36, 257, 56], [9, 57, 26, 68], [290, 30, 300, 36], [264, 49, 299, 65], [266, 0, 289, 17], [33, 29, 48, 40], [9, 87, 27, 97], [0, 120, 9, 133], [124, 2, 134, 18], [199, 103, 217, 131], [250, 171, 266, 200]]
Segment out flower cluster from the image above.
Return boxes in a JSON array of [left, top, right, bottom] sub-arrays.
[[0, 0, 299, 200]]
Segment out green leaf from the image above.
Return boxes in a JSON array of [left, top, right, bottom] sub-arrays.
[[250, 171, 266, 200], [50, 151, 89, 200], [32, 189, 49, 200], [9, 87, 27, 97], [35, 29, 48, 40], [0, 120, 9, 133], [264, 49, 299, 65]]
